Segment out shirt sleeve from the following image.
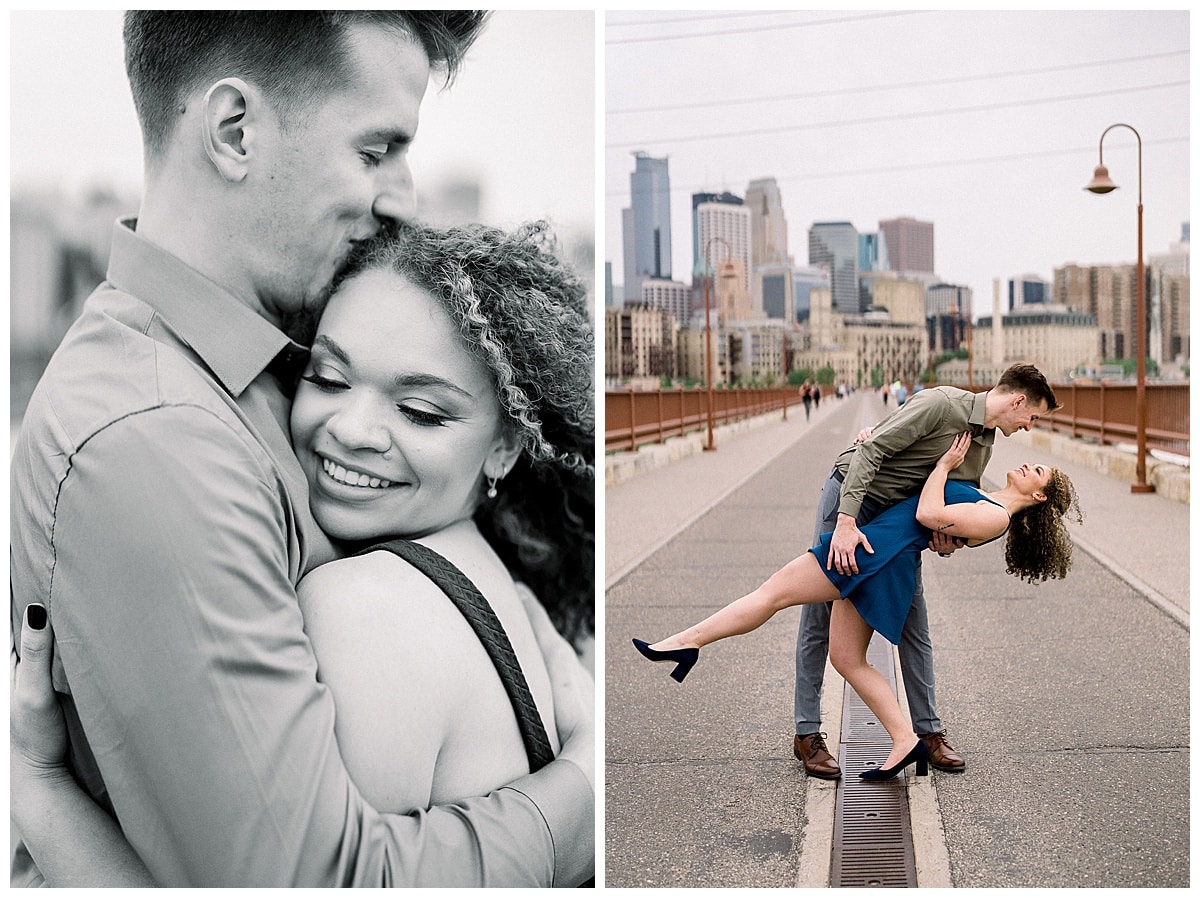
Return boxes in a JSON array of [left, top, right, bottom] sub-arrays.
[[837, 391, 947, 519], [45, 404, 592, 887]]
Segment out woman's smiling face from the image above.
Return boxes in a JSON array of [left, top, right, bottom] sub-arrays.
[[290, 267, 517, 542]]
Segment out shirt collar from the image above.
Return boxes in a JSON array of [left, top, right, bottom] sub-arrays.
[[969, 390, 994, 443], [105, 218, 306, 397]]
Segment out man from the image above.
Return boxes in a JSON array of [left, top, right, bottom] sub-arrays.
[[10, 12, 593, 887], [792, 364, 1056, 779]]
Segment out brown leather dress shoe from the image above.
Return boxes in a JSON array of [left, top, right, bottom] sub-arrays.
[[920, 731, 966, 771], [793, 732, 841, 779]]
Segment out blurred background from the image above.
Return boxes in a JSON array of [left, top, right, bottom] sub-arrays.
[[10, 10, 596, 430]]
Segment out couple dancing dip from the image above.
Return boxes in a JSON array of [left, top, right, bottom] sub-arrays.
[[636, 364, 1082, 780], [11, 12, 595, 887]]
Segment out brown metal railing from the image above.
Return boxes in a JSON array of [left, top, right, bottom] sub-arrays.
[[604, 386, 790, 453], [605, 382, 1190, 458], [1042, 382, 1189, 458]]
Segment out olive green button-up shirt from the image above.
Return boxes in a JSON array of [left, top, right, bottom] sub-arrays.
[[10, 220, 592, 887], [833, 386, 995, 518]]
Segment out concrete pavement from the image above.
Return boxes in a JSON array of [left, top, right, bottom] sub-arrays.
[[603, 390, 1189, 888]]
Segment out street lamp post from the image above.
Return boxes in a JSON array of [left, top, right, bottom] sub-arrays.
[[781, 328, 788, 421], [702, 236, 731, 451], [965, 316, 973, 389], [1084, 123, 1154, 493]]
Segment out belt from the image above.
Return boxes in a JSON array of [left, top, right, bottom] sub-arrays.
[[830, 467, 845, 483]]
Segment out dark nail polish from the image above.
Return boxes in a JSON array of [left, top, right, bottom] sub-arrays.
[[27, 604, 47, 631]]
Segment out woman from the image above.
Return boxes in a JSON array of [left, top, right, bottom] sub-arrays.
[[634, 432, 1081, 779], [10, 220, 594, 882]]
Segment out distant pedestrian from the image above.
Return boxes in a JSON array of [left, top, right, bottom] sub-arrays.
[[813, 385, 822, 410], [802, 383, 813, 421]]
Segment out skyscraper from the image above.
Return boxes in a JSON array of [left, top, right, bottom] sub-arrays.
[[745, 178, 789, 267], [622, 151, 672, 302], [695, 199, 751, 296], [858, 232, 888, 272], [879, 216, 935, 273], [809, 221, 861, 314], [745, 178, 792, 319], [691, 191, 742, 276]]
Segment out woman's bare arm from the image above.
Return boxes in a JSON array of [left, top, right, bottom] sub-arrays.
[[915, 432, 1009, 542]]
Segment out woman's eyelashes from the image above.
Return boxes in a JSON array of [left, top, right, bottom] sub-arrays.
[[303, 370, 454, 428], [398, 405, 451, 428], [301, 372, 348, 392]]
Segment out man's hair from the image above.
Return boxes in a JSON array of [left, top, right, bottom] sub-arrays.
[[995, 362, 1059, 411], [124, 11, 490, 158]]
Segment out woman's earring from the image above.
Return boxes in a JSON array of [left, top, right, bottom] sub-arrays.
[[487, 465, 506, 499]]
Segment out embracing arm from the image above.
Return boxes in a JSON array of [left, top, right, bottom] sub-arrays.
[[29, 407, 591, 887], [10, 606, 157, 887], [915, 433, 1008, 542], [829, 394, 948, 573]]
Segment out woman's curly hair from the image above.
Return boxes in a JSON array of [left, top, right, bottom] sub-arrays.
[[1004, 468, 1083, 583], [341, 220, 595, 643]]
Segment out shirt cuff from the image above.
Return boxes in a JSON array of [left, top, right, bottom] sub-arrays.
[[837, 497, 863, 519], [502, 759, 595, 887]]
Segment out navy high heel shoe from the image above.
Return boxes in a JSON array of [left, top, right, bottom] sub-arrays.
[[631, 638, 699, 682], [859, 739, 929, 780]]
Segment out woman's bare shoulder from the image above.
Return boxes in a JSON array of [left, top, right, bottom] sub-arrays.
[[299, 550, 447, 605]]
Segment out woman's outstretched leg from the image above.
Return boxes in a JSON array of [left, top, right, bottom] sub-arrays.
[[649, 552, 839, 653], [828, 598, 918, 769]]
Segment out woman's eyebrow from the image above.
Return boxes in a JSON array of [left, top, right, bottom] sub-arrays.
[[312, 335, 350, 365], [391, 372, 473, 400]]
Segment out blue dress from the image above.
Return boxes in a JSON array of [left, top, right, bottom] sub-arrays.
[[809, 480, 1006, 644]]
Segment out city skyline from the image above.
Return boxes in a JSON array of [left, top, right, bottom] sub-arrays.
[[605, 10, 1190, 319]]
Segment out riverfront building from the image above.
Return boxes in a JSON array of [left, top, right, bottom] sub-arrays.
[[641, 277, 694, 328], [796, 286, 927, 388], [605, 303, 678, 387]]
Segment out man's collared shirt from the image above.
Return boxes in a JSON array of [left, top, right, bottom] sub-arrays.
[[833, 386, 996, 519], [10, 220, 591, 887]]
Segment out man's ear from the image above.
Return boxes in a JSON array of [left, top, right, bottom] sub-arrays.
[[200, 78, 256, 183]]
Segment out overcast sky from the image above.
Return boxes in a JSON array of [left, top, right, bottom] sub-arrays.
[[10, 10, 595, 239], [605, 9, 1190, 318]]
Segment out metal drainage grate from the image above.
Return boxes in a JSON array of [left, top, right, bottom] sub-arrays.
[[830, 633, 919, 888]]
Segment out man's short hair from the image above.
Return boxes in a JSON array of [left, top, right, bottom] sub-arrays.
[[124, 11, 489, 159], [996, 362, 1059, 411]]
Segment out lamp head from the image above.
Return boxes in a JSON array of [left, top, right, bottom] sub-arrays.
[[1085, 164, 1119, 194]]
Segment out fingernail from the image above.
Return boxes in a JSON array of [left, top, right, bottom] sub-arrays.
[[27, 603, 47, 631]]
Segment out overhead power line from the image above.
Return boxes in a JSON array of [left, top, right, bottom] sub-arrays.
[[605, 80, 1188, 150], [606, 10, 923, 44], [608, 49, 1189, 116], [607, 11, 794, 29], [603, 136, 1188, 201]]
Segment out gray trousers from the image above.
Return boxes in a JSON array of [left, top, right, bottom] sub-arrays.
[[793, 469, 942, 735]]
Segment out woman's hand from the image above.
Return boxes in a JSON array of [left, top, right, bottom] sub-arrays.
[[936, 431, 972, 472], [11, 603, 159, 887], [11, 603, 69, 775]]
